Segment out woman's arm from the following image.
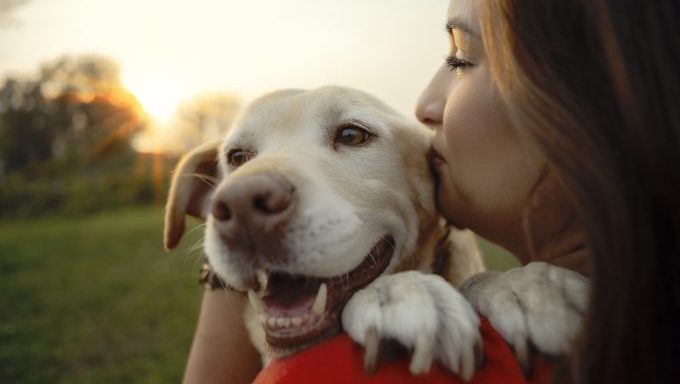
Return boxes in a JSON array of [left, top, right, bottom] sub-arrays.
[[183, 289, 262, 384]]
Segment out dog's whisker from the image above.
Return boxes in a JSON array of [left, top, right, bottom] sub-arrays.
[[183, 172, 219, 187], [191, 253, 205, 270], [177, 243, 203, 267], [369, 252, 378, 267], [187, 222, 208, 232], [341, 272, 351, 290], [185, 245, 204, 261], [187, 238, 207, 268], [188, 237, 206, 254]]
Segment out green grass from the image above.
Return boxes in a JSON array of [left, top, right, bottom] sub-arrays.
[[0, 206, 517, 383], [0, 206, 205, 384], [478, 237, 519, 271]]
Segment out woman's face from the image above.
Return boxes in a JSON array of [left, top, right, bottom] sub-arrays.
[[416, 0, 548, 255]]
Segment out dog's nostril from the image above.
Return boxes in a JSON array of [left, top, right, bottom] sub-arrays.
[[253, 193, 290, 215], [213, 201, 232, 221]]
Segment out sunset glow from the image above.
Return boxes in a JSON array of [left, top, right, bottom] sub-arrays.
[[126, 80, 185, 123], [0, 0, 448, 118]]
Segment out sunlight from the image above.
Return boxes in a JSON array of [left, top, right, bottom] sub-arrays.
[[131, 120, 183, 155], [124, 76, 187, 123], [122, 73, 193, 154], [132, 85, 182, 122]]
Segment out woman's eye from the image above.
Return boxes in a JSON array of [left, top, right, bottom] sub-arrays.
[[227, 149, 250, 167], [335, 124, 372, 147], [446, 55, 473, 73]]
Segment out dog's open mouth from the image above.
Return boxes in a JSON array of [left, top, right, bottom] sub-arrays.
[[248, 235, 395, 351]]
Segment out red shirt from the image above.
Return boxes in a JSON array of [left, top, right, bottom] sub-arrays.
[[254, 317, 554, 384]]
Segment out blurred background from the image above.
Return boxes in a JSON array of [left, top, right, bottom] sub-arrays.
[[0, 0, 515, 382]]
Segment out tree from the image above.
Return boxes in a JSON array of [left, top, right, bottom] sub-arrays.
[[155, 93, 241, 154], [0, 55, 145, 173], [0, 77, 52, 170]]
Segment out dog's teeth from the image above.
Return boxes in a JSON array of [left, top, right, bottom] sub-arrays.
[[248, 290, 264, 314], [312, 283, 327, 315], [256, 269, 268, 290], [267, 317, 277, 327], [291, 316, 302, 326], [276, 317, 290, 328]]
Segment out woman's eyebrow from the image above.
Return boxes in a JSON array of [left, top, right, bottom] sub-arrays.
[[446, 18, 478, 37]]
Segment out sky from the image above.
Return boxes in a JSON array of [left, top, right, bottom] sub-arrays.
[[0, 0, 449, 137]]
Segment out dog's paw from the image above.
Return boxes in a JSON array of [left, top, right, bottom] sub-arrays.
[[342, 271, 482, 380], [460, 262, 589, 368]]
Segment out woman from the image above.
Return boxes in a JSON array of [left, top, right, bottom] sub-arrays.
[[184, 0, 680, 382], [423, 0, 679, 382]]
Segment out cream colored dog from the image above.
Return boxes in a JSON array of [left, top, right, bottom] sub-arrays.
[[164, 86, 485, 378], [164, 86, 588, 379]]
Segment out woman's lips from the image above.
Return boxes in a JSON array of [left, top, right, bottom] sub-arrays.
[[427, 146, 447, 173]]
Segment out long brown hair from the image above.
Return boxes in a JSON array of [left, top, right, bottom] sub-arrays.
[[479, 0, 680, 382]]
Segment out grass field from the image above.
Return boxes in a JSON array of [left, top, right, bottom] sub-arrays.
[[0, 206, 205, 383], [0, 206, 516, 383]]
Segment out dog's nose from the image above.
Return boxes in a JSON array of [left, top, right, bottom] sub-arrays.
[[211, 173, 295, 238]]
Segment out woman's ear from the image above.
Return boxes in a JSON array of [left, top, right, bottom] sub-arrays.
[[164, 140, 221, 251]]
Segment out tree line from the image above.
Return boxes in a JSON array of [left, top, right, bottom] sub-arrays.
[[0, 54, 240, 218]]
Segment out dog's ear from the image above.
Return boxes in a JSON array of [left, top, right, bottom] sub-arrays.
[[164, 140, 221, 251]]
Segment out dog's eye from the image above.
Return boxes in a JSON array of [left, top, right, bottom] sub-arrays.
[[335, 124, 372, 147], [227, 149, 250, 167]]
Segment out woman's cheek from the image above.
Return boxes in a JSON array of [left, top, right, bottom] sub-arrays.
[[438, 64, 544, 226]]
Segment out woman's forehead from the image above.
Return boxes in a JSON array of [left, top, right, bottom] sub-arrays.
[[447, 0, 480, 36]]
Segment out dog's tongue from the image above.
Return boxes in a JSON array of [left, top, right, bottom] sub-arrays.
[[262, 272, 324, 314]]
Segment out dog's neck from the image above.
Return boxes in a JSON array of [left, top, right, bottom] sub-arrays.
[[394, 217, 449, 275], [394, 217, 484, 288]]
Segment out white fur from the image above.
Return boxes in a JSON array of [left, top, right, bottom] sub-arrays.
[[205, 87, 436, 284], [461, 262, 590, 367], [343, 271, 481, 380]]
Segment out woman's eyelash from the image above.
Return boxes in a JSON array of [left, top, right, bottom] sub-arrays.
[[445, 55, 473, 72]]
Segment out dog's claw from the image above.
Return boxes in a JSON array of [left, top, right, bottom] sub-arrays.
[[474, 336, 484, 369], [409, 334, 434, 375], [460, 340, 476, 381], [513, 334, 530, 373], [363, 327, 380, 374]]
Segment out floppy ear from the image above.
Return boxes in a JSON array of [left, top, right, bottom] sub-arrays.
[[164, 140, 221, 251]]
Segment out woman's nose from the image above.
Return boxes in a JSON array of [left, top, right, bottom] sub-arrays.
[[415, 98, 445, 126], [416, 66, 449, 126]]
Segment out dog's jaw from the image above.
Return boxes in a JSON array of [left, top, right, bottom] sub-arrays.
[[242, 235, 395, 354]]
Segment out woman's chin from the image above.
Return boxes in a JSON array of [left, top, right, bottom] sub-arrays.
[[435, 186, 467, 229]]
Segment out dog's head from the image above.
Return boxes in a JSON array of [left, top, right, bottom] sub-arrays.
[[165, 86, 438, 352]]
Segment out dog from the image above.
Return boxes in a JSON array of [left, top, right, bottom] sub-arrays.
[[164, 86, 589, 379]]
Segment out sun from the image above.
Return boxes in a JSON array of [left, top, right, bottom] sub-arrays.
[[124, 76, 186, 123]]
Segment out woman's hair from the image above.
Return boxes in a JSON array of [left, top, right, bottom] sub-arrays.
[[478, 0, 680, 382]]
